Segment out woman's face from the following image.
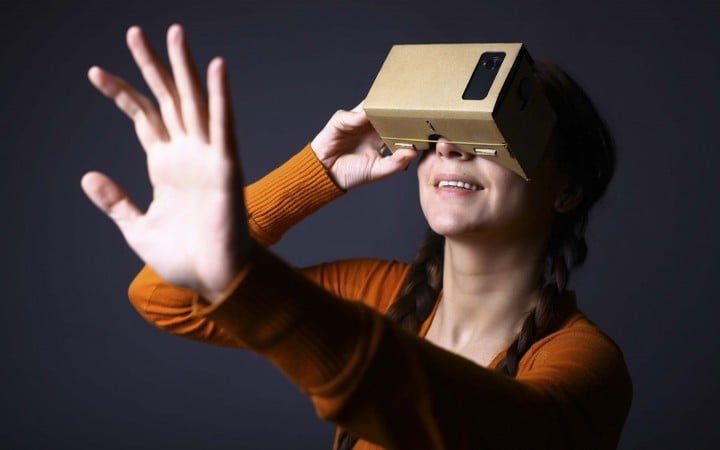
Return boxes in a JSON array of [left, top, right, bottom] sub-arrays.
[[417, 139, 564, 241]]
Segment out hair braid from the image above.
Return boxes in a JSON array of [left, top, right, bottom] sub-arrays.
[[337, 59, 614, 449], [492, 60, 615, 376], [386, 229, 444, 332], [495, 223, 584, 376]]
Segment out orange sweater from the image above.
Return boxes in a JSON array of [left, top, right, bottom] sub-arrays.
[[128, 144, 632, 450]]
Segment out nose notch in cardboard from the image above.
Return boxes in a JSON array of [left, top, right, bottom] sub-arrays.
[[363, 43, 557, 181]]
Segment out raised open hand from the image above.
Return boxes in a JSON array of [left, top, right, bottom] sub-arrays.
[[82, 25, 249, 302]]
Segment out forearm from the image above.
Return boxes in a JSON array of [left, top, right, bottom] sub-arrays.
[[195, 246, 628, 450], [245, 143, 344, 246], [127, 143, 344, 343]]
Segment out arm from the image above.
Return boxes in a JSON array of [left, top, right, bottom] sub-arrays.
[[244, 143, 344, 247], [83, 25, 416, 346], [199, 246, 632, 450], [83, 25, 630, 448], [128, 257, 410, 348], [125, 143, 343, 347]]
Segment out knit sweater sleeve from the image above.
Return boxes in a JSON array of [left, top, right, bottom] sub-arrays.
[[127, 144, 409, 346], [195, 246, 632, 450], [243, 143, 343, 247]]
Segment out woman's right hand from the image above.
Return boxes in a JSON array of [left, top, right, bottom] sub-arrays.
[[310, 104, 418, 190], [82, 25, 250, 302]]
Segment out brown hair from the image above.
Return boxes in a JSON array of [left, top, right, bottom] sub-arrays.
[[337, 60, 616, 449]]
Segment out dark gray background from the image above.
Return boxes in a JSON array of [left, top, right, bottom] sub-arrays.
[[2, 0, 718, 448]]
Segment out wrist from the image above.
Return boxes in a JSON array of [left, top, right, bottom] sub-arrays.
[[198, 239, 258, 304], [309, 135, 335, 170], [308, 139, 349, 190]]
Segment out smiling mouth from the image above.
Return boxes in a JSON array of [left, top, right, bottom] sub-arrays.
[[437, 180, 481, 191]]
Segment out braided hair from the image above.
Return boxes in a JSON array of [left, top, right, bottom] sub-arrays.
[[337, 60, 616, 449]]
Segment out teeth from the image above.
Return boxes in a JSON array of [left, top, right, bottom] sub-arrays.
[[438, 180, 479, 191]]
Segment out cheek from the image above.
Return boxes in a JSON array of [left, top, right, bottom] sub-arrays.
[[485, 170, 547, 220], [416, 156, 431, 202], [416, 167, 450, 232], [485, 169, 526, 207], [501, 179, 557, 226], [416, 153, 431, 178], [417, 177, 431, 219]]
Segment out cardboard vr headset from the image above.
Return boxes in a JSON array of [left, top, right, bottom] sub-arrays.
[[363, 43, 556, 180]]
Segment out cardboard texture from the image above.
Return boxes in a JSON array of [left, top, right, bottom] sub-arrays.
[[364, 43, 556, 180]]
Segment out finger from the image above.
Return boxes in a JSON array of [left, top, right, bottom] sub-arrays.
[[370, 148, 419, 180], [167, 24, 208, 139], [88, 66, 168, 148], [351, 100, 365, 112], [207, 57, 235, 156], [81, 171, 142, 226], [333, 108, 370, 133], [126, 26, 184, 135]]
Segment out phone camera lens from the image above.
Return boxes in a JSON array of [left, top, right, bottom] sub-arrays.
[[482, 56, 502, 71]]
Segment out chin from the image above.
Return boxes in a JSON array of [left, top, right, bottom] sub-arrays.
[[426, 216, 482, 238]]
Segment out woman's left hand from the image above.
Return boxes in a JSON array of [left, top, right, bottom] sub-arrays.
[[82, 24, 250, 302], [310, 103, 418, 190]]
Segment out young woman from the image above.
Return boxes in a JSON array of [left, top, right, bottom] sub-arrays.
[[82, 24, 632, 450]]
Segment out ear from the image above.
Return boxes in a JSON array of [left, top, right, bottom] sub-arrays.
[[554, 183, 583, 213]]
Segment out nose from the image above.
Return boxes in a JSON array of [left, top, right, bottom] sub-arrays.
[[434, 138, 473, 160]]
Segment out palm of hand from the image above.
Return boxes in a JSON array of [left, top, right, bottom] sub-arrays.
[[140, 138, 242, 294], [83, 25, 247, 301]]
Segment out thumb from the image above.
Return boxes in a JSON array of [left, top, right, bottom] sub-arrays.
[[333, 107, 371, 132], [350, 100, 365, 112], [81, 171, 142, 225], [370, 148, 419, 180]]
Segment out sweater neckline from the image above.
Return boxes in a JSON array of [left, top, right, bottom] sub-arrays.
[[417, 290, 506, 369], [417, 290, 580, 370]]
